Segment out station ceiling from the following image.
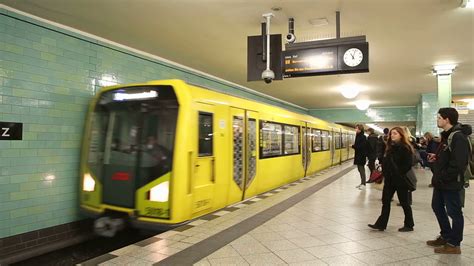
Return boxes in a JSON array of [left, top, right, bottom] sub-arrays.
[[1, 0, 473, 109]]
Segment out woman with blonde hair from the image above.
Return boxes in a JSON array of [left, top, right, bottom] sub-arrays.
[[369, 127, 415, 232]]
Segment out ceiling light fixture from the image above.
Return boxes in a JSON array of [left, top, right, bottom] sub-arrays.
[[340, 85, 360, 99], [309, 17, 329, 27], [467, 101, 474, 110], [461, 0, 474, 8], [355, 100, 370, 110], [432, 64, 456, 76]]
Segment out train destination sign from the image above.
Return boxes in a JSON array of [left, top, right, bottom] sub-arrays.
[[283, 42, 369, 78], [0, 122, 23, 140]]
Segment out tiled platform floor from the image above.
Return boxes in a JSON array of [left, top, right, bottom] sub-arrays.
[[82, 162, 474, 265]]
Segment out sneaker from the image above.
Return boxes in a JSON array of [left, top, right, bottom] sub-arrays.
[[398, 227, 414, 232], [359, 185, 366, 190], [434, 244, 461, 254], [426, 236, 447, 247], [355, 184, 362, 188]]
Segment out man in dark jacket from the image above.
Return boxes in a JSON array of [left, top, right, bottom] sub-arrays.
[[352, 124, 368, 190], [426, 108, 471, 254], [376, 128, 389, 164], [366, 128, 378, 176]]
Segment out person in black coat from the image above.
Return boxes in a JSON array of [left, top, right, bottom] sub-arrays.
[[352, 124, 368, 190], [368, 127, 415, 232], [427, 108, 471, 254], [366, 128, 378, 175], [376, 128, 389, 165]]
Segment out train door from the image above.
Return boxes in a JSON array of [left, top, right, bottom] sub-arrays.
[[230, 108, 258, 201], [330, 129, 335, 165], [301, 123, 312, 176], [336, 130, 342, 164], [345, 133, 351, 160], [193, 103, 216, 214]]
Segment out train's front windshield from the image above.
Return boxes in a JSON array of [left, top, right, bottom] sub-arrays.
[[87, 86, 178, 188]]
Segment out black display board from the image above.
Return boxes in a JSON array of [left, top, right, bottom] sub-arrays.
[[283, 42, 369, 78], [0, 122, 23, 140], [247, 34, 283, 81]]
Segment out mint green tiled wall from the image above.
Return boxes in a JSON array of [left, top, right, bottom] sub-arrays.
[[0, 12, 94, 238], [0, 10, 307, 238], [309, 107, 417, 123], [420, 93, 440, 137], [416, 103, 423, 136]]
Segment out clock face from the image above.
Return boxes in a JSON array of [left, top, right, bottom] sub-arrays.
[[343, 48, 363, 67]]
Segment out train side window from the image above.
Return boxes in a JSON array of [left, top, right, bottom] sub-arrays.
[[260, 121, 283, 158], [321, 130, 330, 151], [335, 132, 341, 149], [283, 125, 300, 155], [198, 112, 213, 157], [342, 134, 348, 148], [312, 129, 322, 152]]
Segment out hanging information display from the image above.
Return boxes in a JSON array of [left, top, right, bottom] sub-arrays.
[[283, 42, 369, 77]]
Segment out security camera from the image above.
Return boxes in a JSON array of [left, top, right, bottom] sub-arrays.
[[261, 69, 275, 84], [286, 33, 296, 44], [286, 18, 296, 44]]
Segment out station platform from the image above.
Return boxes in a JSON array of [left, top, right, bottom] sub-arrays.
[[81, 163, 474, 265]]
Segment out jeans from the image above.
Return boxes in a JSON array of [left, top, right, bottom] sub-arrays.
[[375, 184, 414, 229], [357, 164, 366, 185], [431, 188, 464, 246]]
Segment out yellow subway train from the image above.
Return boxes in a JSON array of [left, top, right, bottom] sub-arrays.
[[79, 79, 355, 236]]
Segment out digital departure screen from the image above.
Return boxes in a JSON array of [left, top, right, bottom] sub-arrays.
[[283, 42, 369, 78]]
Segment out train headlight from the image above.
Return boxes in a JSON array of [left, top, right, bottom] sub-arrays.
[[149, 181, 169, 202], [83, 173, 96, 192]]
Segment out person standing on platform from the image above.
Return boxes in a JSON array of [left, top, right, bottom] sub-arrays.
[[424, 132, 439, 171], [424, 132, 440, 188], [368, 127, 415, 232], [366, 128, 378, 176], [426, 107, 470, 254], [352, 124, 368, 190], [376, 128, 389, 165]]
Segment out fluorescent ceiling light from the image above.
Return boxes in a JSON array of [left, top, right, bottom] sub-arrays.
[[467, 101, 474, 110], [355, 100, 370, 110], [340, 85, 360, 99], [309, 17, 328, 27], [461, 0, 474, 8], [432, 64, 456, 75]]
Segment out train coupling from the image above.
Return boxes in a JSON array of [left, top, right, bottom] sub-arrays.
[[94, 216, 126, 237]]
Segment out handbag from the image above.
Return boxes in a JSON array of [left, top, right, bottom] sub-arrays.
[[369, 165, 384, 184], [374, 178, 384, 191], [405, 168, 417, 191], [390, 156, 417, 191]]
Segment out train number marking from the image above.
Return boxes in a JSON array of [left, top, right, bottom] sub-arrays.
[[145, 207, 169, 217], [195, 199, 210, 209]]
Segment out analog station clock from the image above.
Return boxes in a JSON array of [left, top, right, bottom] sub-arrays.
[[343, 48, 363, 67]]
